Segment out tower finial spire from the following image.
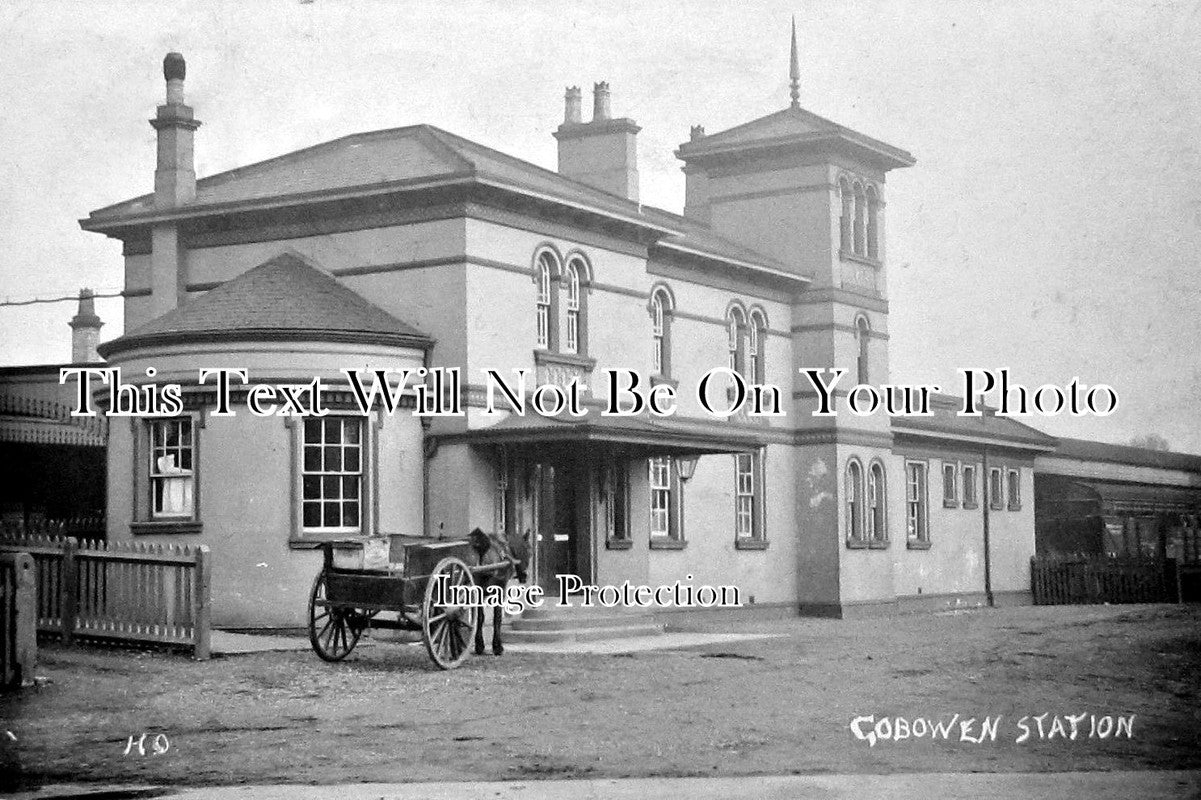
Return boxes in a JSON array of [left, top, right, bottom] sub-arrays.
[[789, 15, 800, 108]]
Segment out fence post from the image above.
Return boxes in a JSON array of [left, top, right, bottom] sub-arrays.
[[60, 538, 79, 644], [193, 546, 211, 660], [13, 553, 37, 686]]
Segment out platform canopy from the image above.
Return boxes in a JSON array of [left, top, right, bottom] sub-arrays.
[[434, 410, 767, 460]]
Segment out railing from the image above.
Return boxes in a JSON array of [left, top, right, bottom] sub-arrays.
[[1031, 554, 1179, 606], [0, 533, 210, 659]]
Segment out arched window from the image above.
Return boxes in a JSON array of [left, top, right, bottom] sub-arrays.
[[534, 250, 558, 349], [839, 177, 853, 253], [855, 315, 871, 385], [852, 182, 866, 255], [866, 185, 880, 260], [649, 286, 674, 378], [748, 309, 767, 384], [868, 461, 887, 543], [727, 306, 746, 376], [564, 260, 581, 354], [846, 459, 865, 542]]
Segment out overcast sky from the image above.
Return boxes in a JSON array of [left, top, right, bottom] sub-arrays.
[[1, 0, 1199, 452]]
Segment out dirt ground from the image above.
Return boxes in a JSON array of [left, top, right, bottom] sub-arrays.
[[2, 604, 1199, 790]]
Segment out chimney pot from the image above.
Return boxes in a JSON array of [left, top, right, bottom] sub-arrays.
[[690, 124, 706, 141], [593, 81, 611, 121], [163, 52, 186, 82], [164, 52, 186, 104], [564, 86, 582, 124]]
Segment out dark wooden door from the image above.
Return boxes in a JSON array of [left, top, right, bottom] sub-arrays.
[[535, 464, 578, 595]]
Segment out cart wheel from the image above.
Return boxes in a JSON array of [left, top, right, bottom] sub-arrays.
[[308, 570, 362, 662], [422, 556, 478, 670]]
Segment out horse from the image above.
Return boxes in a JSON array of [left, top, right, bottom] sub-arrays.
[[466, 527, 529, 656]]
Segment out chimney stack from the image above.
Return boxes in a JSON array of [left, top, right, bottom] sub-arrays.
[[564, 86, 582, 124], [148, 52, 199, 318], [152, 52, 200, 207], [69, 289, 104, 363], [553, 81, 640, 202]]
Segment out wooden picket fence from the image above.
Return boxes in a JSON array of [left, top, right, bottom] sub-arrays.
[[1031, 554, 1179, 606], [0, 531, 210, 659]]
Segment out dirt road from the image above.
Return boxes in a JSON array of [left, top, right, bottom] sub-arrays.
[[2, 604, 1198, 789]]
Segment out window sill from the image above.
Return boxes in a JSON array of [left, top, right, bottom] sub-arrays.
[[847, 539, 890, 550], [839, 249, 883, 269], [1008, 505, 1022, 512], [649, 538, 687, 550], [943, 499, 959, 509], [131, 520, 202, 536], [649, 374, 679, 390], [735, 538, 768, 550], [605, 538, 633, 550], [989, 504, 1004, 512], [963, 502, 979, 510], [533, 350, 597, 371], [906, 539, 932, 550], [289, 532, 366, 550]]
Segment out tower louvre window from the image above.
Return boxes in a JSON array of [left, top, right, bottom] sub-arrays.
[[866, 185, 880, 260], [852, 182, 867, 255], [855, 315, 871, 385], [839, 177, 854, 252]]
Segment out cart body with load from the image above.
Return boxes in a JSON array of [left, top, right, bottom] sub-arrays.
[[308, 534, 512, 669]]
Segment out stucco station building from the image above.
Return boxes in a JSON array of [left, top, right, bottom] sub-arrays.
[[8, 43, 1192, 629]]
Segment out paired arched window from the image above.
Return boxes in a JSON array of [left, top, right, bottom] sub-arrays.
[[748, 309, 767, 385], [649, 285, 674, 378], [726, 303, 768, 384], [839, 176, 881, 260], [564, 258, 582, 354], [534, 248, 590, 355], [848, 457, 888, 546], [727, 306, 746, 375], [868, 461, 887, 543], [535, 250, 556, 349], [855, 314, 871, 385], [846, 459, 865, 542]]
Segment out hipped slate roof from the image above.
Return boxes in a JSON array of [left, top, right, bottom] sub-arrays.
[[82, 125, 799, 280], [891, 394, 1058, 451], [676, 105, 915, 171], [98, 252, 430, 358]]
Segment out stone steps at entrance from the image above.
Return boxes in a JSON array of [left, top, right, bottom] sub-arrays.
[[503, 601, 665, 643], [503, 622, 664, 644]]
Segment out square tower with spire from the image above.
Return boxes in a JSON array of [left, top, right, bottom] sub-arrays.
[[676, 21, 916, 615]]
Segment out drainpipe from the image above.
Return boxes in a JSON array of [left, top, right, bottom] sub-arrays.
[[982, 449, 995, 607], [420, 346, 434, 538]]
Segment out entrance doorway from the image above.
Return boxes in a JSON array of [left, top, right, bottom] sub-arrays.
[[532, 461, 586, 596]]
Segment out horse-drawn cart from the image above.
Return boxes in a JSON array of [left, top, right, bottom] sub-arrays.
[[308, 534, 512, 669]]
